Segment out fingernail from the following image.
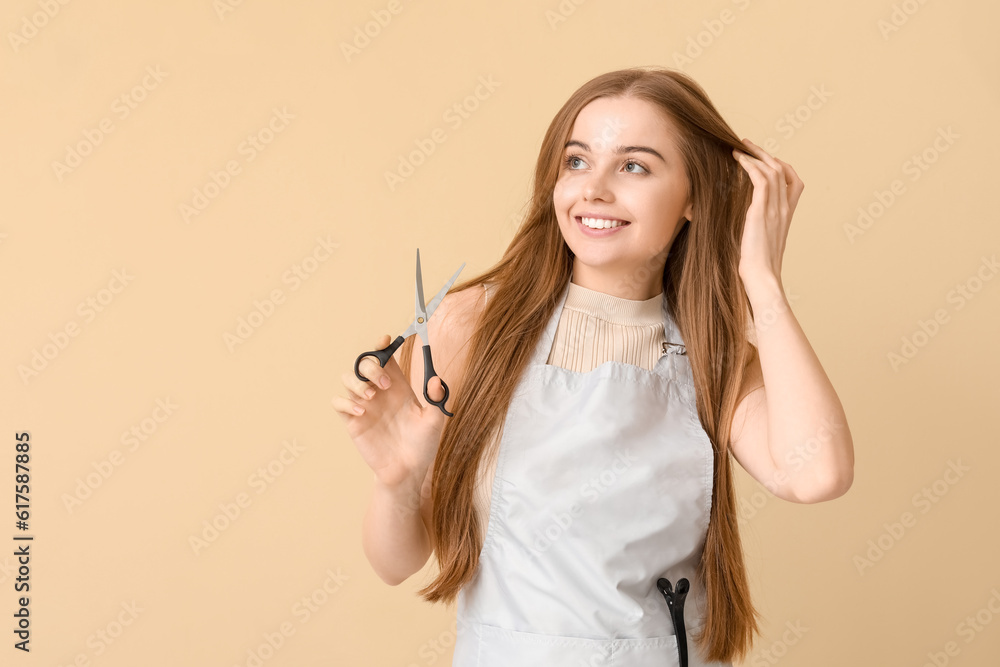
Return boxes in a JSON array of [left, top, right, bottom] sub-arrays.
[[379, 376, 390, 389], [365, 387, 375, 399], [353, 405, 364, 415]]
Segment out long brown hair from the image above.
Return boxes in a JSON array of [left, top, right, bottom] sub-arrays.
[[397, 66, 761, 663]]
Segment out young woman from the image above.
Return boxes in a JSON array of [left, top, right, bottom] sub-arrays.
[[335, 67, 854, 667]]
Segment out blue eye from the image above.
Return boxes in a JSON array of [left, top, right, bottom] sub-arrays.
[[564, 155, 585, 169], [624, 161, 647, 174]]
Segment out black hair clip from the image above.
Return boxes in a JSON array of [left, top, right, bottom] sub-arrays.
[[657, 577, 689, 667]]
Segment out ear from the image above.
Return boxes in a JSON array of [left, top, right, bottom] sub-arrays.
[[682, 201, 694, 222]]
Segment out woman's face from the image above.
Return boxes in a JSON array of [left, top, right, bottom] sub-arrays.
[[552, 95, 694, 298]]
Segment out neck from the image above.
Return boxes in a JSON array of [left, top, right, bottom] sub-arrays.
[[570, 263, 665, 300]]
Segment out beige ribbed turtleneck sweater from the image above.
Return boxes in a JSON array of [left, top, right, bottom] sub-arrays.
[[473, 280, 668, 537]]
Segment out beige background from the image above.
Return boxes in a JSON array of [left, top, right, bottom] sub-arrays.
[[2, 0, 998, 664]]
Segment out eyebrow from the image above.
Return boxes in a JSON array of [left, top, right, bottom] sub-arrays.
[[564, 139, 666, 163]]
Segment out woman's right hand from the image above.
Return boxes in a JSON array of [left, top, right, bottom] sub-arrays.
[[334, 334, 451, 489]]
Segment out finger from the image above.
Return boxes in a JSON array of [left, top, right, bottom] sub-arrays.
[[365, 335, 419, 396], [741, 139, 784, 221], [770, 156, 805, 211], [331, 394, 365, 418], [740, 140, 784, 185], [342, 370, 376, 402], [425, 375, 446, 403], [767, 160, 794, 221], [733, 152, 770, 212], [421, 375, 455, 419], [356, 334, 394, 389], [769, 153, 801, 184]]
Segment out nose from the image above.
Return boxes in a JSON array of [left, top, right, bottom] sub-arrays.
[[582, 165, 614, 202]]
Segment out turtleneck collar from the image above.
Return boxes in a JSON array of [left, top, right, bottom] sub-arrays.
[[564, 280, 664, 326]]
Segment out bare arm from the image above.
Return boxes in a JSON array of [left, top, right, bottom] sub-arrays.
[[728, 140, 854, 504], [729, 276, 855, 503], [362, 470, 433, 586]]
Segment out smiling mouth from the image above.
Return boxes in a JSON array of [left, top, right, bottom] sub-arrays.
[[576, 216, 631, 230]]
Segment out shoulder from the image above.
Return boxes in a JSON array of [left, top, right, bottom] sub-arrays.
[[434, 283, 488, 340], [420, 283, 488, 397]]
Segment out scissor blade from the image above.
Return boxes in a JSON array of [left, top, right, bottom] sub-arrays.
[[424, 262, 466, 320], [415, 248, 427, 319]]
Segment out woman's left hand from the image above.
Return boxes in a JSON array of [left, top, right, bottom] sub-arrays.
[[732, 139, 805, 286]]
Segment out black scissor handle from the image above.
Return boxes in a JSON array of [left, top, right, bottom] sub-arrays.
[[354, 335, 406, 382], [421, 345, 453, 417], [657, 577, 689, 667]]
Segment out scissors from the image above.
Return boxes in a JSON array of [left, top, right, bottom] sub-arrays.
[[354, 249, 465, 417]]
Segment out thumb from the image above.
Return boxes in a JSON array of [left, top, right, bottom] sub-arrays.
[[423, 375, 455, 419], [425, 375, 447, 404]]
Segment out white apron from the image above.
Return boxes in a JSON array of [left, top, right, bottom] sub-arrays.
[[451, 279, 732, 667]]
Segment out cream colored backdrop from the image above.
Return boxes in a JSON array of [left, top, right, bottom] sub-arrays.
[[2, 0, 998, 665]]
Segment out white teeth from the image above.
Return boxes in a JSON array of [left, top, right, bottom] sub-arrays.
[[580, 216, 627, 229]]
